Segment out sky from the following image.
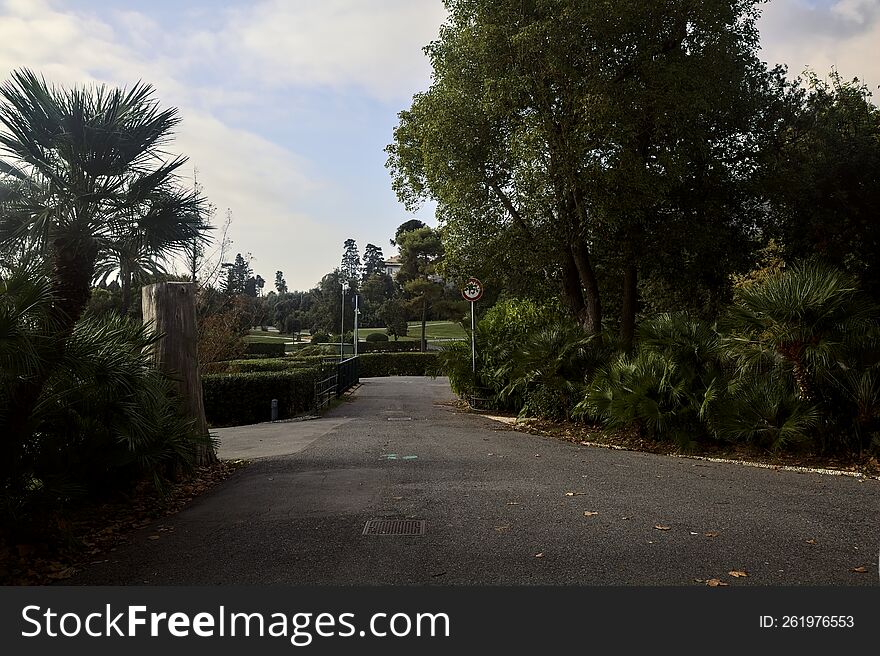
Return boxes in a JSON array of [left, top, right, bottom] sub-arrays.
[[0, 0, 878, 291]]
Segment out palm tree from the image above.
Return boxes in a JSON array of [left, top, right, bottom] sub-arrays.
[[94, 188, 205, 314], [0, 69, 207, 439], [722, 260, 878, 403]]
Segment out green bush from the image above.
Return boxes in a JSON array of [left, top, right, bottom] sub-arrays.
[[202, 367, 324, 426], [358, 340, 421, 353], [244, 342, 286, 357], [221, 357, 331, 373], [359, 352, 439, 377], [365, 332, 389, 342], [436, 298, 559, 407], [310, 332, 330, 344], [2, 268, 208, 535]]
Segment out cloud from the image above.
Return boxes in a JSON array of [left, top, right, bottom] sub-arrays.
[[0, 0, 350, 289], [213, 0, 447, 103], [759, 0, 880, 94]]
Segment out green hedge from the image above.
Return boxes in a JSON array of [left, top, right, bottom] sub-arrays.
[[358, 352, 439, 377], [357, 340, 422, 353], [221, 357, 331, 373], [202, 367, 324, 426], [244, 342, 286, 357]]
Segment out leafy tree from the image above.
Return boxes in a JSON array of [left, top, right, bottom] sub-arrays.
[[254, 274, 265, 296], [283, 314, 301, 338], [275, 270, 287, 294], [0, 69, 207, 444], [387, 0, 781, 345], [222, 253, 252, 296], [379, 299, 408, 341], [341, 238, 361, 284], [396, 226, 443, 350], [391, 219, 426, 245], [306, 269, 354, 334], [362, 243, 386, 280], [359, 271, 396, 327], [762, 70, 880, 300]]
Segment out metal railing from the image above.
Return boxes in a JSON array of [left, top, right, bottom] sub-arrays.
[[313, 356, 359, 410], [314, 373, 337, 411], [336, 356, 359, 396]]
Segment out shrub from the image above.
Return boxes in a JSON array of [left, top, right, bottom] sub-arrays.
[[202, 367, 324, 426], [498, 319, 610, 418], [1, 269, 207, 537], [295, 344, 337, 357], [358, 340, 421, 353], [358, 352, 439, 377], [311, 332, 330, 344], [712, 376, 820, 451], [436, 298, 562, 408], [365, 332, 389, 342], [220, 357, 331, 374], [244, 342, 286, 357]]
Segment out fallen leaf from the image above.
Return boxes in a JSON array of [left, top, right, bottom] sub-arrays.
[[495, 525, 511, 532], [654, 524, 671, 531], [704, 531, 719, 538], [584, 511, 599, 517], [147, 535, 160, 540], [46, 567, 76, 580], [693, 578, 704, 583], [534, 552, 544, 558], [706, 579, 729, 587], [728, 570, 749, 578], [850, 566, 868, 573], [805, 539, 817, 545]]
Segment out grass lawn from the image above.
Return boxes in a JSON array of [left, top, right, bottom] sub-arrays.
[[245, 322, 466, 347], [358, 321, 466, 341]]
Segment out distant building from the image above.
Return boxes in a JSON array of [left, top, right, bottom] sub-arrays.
[[384, 255, 402, 278]]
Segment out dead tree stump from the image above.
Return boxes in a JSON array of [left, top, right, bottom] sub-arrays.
[[142, 282, 215, 465]]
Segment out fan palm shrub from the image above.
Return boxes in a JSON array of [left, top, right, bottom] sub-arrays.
[[711, 375, 820, 451], [0, 69, 208, 445], [498, 319, 610, 419], [721, 260, 879, 452], [1, 266, 209, 536], [722, 259, 877, 403], [575, 314, 722, 449]]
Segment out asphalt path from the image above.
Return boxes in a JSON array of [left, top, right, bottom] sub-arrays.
[[74, 376, 879, 585]]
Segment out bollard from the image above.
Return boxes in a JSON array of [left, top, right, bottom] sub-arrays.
[[271, 398, 278, 421]]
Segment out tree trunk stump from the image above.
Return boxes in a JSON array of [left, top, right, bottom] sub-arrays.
[[142, 282, 215, 465]]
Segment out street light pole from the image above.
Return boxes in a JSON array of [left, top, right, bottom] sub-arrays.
[[340, 280, 348, 359], [354, 293, 359, 356]]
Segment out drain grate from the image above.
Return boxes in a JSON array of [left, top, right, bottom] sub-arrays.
[[362, 519, 426, 536]]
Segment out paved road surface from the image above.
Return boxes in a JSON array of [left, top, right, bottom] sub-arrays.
[[74, 377, 879, 585]]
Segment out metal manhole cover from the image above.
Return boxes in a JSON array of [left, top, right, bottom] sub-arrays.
[[362, 519, 426, 536]]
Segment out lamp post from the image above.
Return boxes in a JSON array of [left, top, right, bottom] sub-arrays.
[[353, 293, 360, 356], [340, 280, 348, 359]]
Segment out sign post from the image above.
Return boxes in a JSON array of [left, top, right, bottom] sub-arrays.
[[461, 278, 484, 393]]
